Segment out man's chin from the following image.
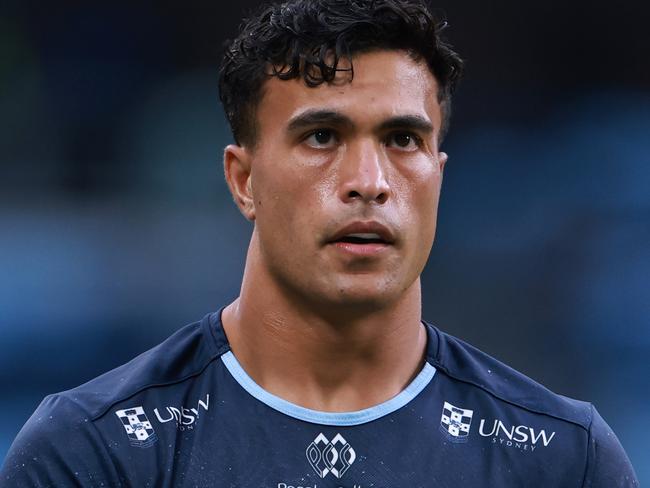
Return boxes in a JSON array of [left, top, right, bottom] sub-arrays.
[[311, 279, 407, 313], [273, 264, 418, 316]]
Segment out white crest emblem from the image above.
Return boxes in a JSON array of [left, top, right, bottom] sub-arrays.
[[440, 401, 473, 442], [115, 406, 158, 448], [306, 433, 356, 479]]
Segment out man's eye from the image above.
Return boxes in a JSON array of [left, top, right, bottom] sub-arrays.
[[388, 132, 420, 150], [304, 129, 336, 148]]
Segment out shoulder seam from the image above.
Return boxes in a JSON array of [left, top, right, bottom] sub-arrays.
[[90, 315, 230, 421], [432, 360, 590, 432], [424, 323, 591, 431], [90, 353, 224, 421]]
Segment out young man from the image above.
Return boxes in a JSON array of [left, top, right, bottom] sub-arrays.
[[1, 0, 638, 486]]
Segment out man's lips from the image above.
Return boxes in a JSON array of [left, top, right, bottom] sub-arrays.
[[328, 239, 391, 257], [326, 221, 396, 246]]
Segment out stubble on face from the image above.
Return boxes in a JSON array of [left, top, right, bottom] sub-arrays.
[[245, 50, 446, 314]]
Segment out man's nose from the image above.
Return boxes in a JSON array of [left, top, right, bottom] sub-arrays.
[[338, 140, 390, 205]]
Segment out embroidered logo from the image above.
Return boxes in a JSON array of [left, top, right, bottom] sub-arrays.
[[306, 433, 356, 479], [115, 406, 158, 448], [440, 401, 473, 442], [153, 393, 210, 431]]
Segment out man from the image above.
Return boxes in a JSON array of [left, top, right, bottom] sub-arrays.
[[0, 0, 638, 486]]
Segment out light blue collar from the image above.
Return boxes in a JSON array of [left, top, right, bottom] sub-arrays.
[[221, 350, 436, 426]]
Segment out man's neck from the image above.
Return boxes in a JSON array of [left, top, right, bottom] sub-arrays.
[[221, 243, 427, 412]]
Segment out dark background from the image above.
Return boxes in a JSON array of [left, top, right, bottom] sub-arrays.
[[1, 0, 648, 482]]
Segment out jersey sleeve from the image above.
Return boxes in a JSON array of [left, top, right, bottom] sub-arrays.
[[0, 394, 122, 487], [583, 404, 639, 487]]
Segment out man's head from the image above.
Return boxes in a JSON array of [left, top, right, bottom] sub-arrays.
[[219, 0, 463, 148], [219, 0, 463, 314]]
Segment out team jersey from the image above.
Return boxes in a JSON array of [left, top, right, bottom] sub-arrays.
[[1, 310, 638, 487]]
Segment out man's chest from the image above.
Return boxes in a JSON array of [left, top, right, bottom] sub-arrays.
[[104, 398, 583, 487]]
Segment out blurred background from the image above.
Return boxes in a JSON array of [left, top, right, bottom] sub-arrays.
[[1, 0, 648, 482]]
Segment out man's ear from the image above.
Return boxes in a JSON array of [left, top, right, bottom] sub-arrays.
[[224, 144, 255, 221], [439, 151, 448, 173]]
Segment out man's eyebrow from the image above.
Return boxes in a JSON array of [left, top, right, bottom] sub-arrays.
[[377, 115, 434, 134], [286, 109, 353, 132], [286, 110, 434, 135]]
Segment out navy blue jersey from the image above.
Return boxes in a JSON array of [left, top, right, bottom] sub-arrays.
[[1, 311, 638, 487]]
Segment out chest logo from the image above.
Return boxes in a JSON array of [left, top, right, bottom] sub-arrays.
[[153, 393, 210, 431], [115, 406, 158, 448], [440, 401, 474, 442], [306, 433, 356, 479]]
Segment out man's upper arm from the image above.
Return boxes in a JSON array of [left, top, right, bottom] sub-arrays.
[[1, 394, 121, 487], [583, 404, 639, 487]]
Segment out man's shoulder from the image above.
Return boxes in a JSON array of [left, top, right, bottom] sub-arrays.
[[57, 311, 226, 421], [424, 323, 638, 485], [0, 313, 227, 486], [425, 322, 592, 430]]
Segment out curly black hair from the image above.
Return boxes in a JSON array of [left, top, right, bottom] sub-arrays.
[[218, 0, 463, 147]]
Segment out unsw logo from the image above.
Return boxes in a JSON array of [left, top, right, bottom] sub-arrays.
[[478, 418, 556, 451], [153, 394, 210, 431], [439, 401, 556, 452], [115, 394, 210, 448], [306, 433, 357, 479]]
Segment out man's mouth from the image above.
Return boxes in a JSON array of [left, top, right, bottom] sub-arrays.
[[333, 233, 388, 245], [326, 222, 396, 256]]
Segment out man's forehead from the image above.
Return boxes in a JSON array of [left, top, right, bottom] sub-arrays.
[[258, 50, 441, 130]]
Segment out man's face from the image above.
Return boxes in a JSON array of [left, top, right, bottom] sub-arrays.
[[233, 50, 447, 310]]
